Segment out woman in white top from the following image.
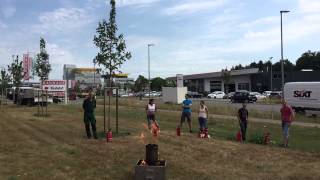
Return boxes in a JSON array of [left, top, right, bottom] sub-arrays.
[[146, 99, 157, 129], [198, 100, 209, 132]]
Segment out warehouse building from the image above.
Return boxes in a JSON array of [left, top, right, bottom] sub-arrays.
[[167, 68, 320, 93]]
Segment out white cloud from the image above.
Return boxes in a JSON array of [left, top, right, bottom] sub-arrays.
[[33, 8, 93, 34], [0, 5, 16, 18], [163, 0, 227, 16], [116, 0, 160, 7], [298, 0, 320, 13], [0, 20, 7, 29], [238, 16, 278, 28], [47, 43, 77, 65]]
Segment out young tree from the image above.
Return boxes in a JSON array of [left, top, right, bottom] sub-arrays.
[[93, 0, 131, 132], [8, 55, 24, 104], [0, 68, 11, 106], [35, 38, 51, 82], [34, 38, 51, 116], [221, 68, 231, 94]]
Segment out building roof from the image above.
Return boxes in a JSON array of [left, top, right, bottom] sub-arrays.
[[167, 68, 260, 80]]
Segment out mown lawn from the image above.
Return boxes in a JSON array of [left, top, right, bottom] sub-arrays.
[[96, 97, 320, 124], [0, 104, 320, 180]]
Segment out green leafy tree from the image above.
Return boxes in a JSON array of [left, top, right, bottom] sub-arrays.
[[93, 0, 131, 86], [1, 68, 11, 104], [296, 50, 320, 70], [272, 59, 295, 72], [151, 77, 166, 91], [165, 80, 176, 87], [134, 75, 148, 92], [93, 0, 131, 132], [8, 55, 24, 104], [221, 68, 231, 93], [35, 38, 51, 82]]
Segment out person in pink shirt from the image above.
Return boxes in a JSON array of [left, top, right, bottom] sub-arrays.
[[280, 100, 295, 148]]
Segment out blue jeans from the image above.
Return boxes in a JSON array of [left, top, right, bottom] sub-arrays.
[[239, 122, 247, 141], [198, 117, 207, 130], [282, 122, 290, 138]]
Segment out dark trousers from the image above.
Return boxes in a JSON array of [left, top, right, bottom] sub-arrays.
[[84, 113, 97, 139], [240, 122, 247, 141]]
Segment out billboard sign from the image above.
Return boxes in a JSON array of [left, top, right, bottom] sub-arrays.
[[23, 54, 32, 80], [42, 80, 66, 92], [176, 74, 184, 87]]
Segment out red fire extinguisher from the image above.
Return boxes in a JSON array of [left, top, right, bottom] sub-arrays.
[[106, 130, 112, 142], [176, 127, 181, 136], [204, 128, 208, 138]]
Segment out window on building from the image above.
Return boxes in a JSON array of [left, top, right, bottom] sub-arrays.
[[210, 81, 222, 92], [238, 83, 249, 91]]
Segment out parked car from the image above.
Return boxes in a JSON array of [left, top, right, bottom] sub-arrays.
[[231, 90, 257, 103], [262, 91, 272, 97], [143, 91, 162, 97], [269, 91, 282, 99], [250, 92, 266, 100], [207, 91, 225, 99], [187, 91, 203, 98], [226, 92, 235, 99]]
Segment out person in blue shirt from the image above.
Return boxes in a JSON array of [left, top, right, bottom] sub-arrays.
[[180, 95, 193, 133]]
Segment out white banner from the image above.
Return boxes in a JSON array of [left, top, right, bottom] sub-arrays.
[[42, 80, 66, 92]]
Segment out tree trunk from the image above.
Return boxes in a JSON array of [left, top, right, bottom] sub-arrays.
[[108, 71, 111, 131]]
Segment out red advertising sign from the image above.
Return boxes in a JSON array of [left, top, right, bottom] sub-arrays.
[[23, 54, 32, 80], [42, 80, 66, 92]]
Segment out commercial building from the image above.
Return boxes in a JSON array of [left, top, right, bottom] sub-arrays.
[[63, 64, 101, 91], [167, 68, 320, 93]]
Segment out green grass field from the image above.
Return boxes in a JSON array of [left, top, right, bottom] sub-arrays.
[[1, 102, 320, 179]]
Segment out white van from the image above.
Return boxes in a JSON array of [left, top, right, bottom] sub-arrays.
[[284, 82, 320, 114]]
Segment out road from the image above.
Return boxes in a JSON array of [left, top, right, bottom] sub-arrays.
[[191, 98, 282, 113]]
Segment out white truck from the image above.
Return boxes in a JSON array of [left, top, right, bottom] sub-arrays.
[[17, 87, 53, 106], [284, 82, 320, 116]]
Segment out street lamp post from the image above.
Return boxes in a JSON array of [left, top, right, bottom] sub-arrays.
[[0, 66, 5, 109], [148, 44, 155, 99], [93, 59, 96, 91], [269, 57, 273, 91], [280, 10, 290, 93]]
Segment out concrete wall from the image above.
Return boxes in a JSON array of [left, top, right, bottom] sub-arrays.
[[162, 87, 187, 104]]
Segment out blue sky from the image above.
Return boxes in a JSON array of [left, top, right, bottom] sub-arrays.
[[0, 0, 320, 80]]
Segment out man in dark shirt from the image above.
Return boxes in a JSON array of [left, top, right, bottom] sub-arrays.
[[82, 92, 97, 139], [238, 103, 249, 141]]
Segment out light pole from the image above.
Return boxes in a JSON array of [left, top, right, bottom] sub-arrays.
[[269, 57, 273, 91], [0, 66, 5, 109], [148, 43, 155, 99], [280, 10, 290, 93], [93, 59, 96, 91]]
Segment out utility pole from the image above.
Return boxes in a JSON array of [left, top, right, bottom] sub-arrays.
[[147, 44, 155, 99], [280, 10, 290, 94]]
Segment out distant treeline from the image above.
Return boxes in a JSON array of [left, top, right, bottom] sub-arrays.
[[231, 50, 320, 72]]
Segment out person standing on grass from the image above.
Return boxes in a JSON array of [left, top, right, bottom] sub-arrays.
[[237, 103, 249, 142], [198, 100, 209, 135], [180, 94, 193, 133], [146, 98, 157, 129], [280, 100, 295, 148], [82, 92, 97, 139]]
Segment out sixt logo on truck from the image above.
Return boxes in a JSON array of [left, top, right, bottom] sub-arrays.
[[293, 90, 312, 98]]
